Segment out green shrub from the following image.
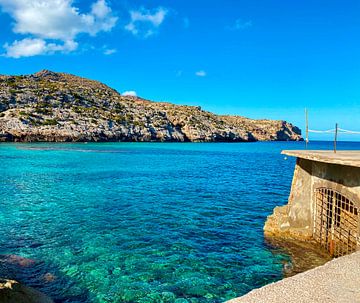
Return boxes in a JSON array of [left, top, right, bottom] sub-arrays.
[[35, 107, 53, 115], [42, 119, 58, 126]]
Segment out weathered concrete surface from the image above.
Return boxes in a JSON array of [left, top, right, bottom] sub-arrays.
[[264, 158, 314, 241], [282, 150, 360, 168], [287, 158, 313, 230], [226, 251, 360, 303], [312, 161, 360, 198]]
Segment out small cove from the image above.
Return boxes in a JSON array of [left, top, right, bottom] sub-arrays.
[[1, 141, 358, 303]]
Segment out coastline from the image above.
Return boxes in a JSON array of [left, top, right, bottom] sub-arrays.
[[0, 71, 302, 144]]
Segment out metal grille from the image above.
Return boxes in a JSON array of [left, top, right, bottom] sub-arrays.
[[314, 188, 359, 257]]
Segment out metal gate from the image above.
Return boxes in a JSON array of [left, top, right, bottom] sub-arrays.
[[314, 188, 359, 257]]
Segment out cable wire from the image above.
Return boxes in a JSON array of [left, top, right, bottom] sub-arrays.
[[308, 129, 335, 133], [338, 128, 360, 135]]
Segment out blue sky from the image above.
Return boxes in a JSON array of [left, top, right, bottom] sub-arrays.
[[0, 0, 359, 140]]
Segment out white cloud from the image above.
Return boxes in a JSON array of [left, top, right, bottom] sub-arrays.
[[0, 0, 117, 58], [195, 70, 207, 77], [229, 19, 253, 30], [125, 7, 167, 38], [3, 38, 77, 58], [103, 48, 116, 55], [91, 0, 111, 19], [122, 91, 137, 97]]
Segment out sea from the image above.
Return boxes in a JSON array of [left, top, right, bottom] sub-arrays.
[[0, 141, 359, 303]]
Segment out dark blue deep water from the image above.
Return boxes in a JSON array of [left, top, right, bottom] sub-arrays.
[[0, 141, 359, 303]]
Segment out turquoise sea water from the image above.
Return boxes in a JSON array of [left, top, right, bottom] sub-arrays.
[[0, 141, 359, 303]]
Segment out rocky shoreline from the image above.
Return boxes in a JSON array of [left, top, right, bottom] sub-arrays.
[[0, 70, 302, 143], [0, 279, 53, 303], [0, 255, 54, 303]]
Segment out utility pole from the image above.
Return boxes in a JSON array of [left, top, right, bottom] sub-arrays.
[[334, 123, 338, 153], [305, 108, 309, 149]]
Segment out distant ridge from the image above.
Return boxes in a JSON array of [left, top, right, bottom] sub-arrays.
[[0, 70, 302, 142]]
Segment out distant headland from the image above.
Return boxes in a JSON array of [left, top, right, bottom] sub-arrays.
[[0, 70, 302, 143]]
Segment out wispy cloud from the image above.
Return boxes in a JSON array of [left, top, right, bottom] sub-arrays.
[[3, 38, 78, 59], [125, 7, 168, 38], [103, 48, 117, 55], [122, 91, 137, 97], [0, 0, 117, 58], [228, 19, 253, 31], [195, 70, 207, 77]]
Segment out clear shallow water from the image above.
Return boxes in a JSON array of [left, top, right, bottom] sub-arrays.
[[0, 141, 359, 303]]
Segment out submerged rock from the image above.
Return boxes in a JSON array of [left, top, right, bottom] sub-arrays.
[[0, 279, 53, 303], [43, 273, 56, 283], [264, 237, 331, 277], [2, 255, 36, 267]]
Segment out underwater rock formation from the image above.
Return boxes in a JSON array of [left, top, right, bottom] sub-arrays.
[[0, 279, 53, 303]]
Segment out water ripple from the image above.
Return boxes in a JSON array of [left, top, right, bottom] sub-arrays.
[[1, 141, 357, 302]]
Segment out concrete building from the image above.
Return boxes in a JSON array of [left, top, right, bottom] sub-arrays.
[[264, 150, 360, 257]]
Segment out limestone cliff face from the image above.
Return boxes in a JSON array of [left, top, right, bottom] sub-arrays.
[[0, 70, 302, 142]]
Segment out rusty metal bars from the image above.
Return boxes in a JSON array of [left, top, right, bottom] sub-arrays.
[[314, 188, 359, 257]]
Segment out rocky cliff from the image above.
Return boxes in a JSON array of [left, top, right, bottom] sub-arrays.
[[0, 70, 302, 142]]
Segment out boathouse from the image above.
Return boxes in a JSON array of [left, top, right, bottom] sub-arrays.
[[265, 150, 360, 257]]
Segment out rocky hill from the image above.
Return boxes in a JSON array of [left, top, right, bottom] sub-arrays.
[[0, 70, 302, 142]]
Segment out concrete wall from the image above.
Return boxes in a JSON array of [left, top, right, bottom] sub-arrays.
[[312, 161, 360, 200], [264, 158, 360, 241], [287, 158, 313, 230]]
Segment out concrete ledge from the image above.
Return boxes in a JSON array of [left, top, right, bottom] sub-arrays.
[[226, 251, 360, 303], [282, 150, 360, 168]]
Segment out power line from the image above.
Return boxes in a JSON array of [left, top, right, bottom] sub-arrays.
[[309, 129, 336, 133], [308, 129, 360, 134], [338, 128, 360, 135], [304, 108, 360, 153]]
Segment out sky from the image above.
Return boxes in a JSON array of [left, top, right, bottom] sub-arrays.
[[0, 0, 359, 140]]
